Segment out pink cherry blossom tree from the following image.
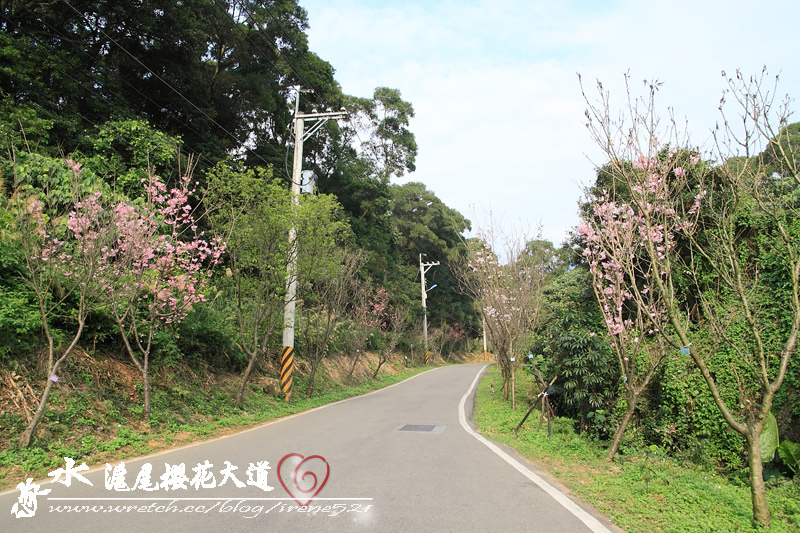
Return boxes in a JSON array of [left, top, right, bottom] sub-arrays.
[[580, 69, 799, 528], [460, 226, 548, 406], [12, 156, 224, 437], [348, 284, 393, 380], [578, 147, 704, 460], [100, 167, 225, 420], [372, 301, 408, 379], [13, 159, 113, 446]]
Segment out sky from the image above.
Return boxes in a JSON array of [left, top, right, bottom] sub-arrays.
[[300, 0, 800, 246]]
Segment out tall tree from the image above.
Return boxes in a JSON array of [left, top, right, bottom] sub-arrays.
[[317, 88, 423, 314], [389, 181, 474, 327], [0, 1, 340, 167], [342, 87, 417, 182]]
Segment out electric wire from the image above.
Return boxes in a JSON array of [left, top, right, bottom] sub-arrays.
[[259, 1, 325, 105], [217, 0, 336, 182], [59, 0, 316, 171], [252, 3, 380, 168], [60, 0, 277, 170], [214, 1, 365, 187], [8, 1, 354, 189], [210, 0, 288, 82], [210, 0, 302, 182], [5, 16, 220, 171]]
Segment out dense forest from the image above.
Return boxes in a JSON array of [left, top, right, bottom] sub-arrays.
[[0, 0, 477, 419], [1, 1, 799, 528]]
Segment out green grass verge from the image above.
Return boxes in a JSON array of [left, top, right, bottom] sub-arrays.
[[0, 364, 429, 490], [473, 366, 800, 532]]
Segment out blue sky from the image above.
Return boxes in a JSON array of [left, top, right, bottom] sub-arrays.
[[300, 0, 800, 245]]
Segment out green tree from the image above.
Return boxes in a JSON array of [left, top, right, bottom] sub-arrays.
[[536, 266, 618, 431], [0, 1, 340, 167], [343, 87, 417, 182], [207, 161, 351, 407], [77, 119, 182, 196], [207, 165, 290, 407], [314, 88, 429, 330], [388, 181, 474, 328]]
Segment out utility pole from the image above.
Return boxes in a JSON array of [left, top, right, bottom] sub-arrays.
[[281, 88, 346, 403], [419, 254, 439, 365]]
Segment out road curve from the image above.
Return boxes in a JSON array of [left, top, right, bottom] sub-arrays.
[[1, 363, 621, 532]]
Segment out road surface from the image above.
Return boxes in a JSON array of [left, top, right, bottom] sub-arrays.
[[1, 363, 621, 532]]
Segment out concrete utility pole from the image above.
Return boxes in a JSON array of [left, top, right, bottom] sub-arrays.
[[419, 254, 439, 364], [281, 88, 346, 403]]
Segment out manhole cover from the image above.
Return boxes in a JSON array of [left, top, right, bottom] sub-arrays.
[[397, 424, 446, 433]]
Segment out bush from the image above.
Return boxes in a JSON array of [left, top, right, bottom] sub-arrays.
[[175, 303, 245, 371], [647, 348, 746, 470]]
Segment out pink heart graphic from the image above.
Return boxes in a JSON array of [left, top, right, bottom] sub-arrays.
[[277, 453, 330, 506]]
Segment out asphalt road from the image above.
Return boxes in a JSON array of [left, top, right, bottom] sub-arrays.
[[1, 363, 621, 532]]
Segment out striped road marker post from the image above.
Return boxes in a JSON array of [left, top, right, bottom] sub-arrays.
[[280, 346, 293, 403]]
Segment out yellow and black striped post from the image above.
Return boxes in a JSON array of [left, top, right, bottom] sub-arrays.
[[424, 350, 430, 366], [280, 346, 294, 403]]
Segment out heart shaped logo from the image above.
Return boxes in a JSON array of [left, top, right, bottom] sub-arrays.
[[277, 453, 330, 507]]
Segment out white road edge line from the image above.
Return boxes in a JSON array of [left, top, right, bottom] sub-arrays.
[[458, 364, 614, 533]]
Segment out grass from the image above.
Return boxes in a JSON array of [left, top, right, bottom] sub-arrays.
[[0, 354, 429, 490], [473, 366, 800, 532]]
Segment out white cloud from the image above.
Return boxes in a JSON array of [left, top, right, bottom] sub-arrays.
[[301, 0, 800, 246]]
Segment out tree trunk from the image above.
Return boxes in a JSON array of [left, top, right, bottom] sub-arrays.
[[511, 365, 516, 410], [18, 326, 84, 447], [373, 354, 388, 379], [347, 350, 362, 380], [306, 360, 320, 398], [606, 388, 639, 461], [236, 349, 264, 408], [499, 357, 511, 401], [18, 378, 55, 447], [745, 431, 771, 528], [142, 355, 151, 420]]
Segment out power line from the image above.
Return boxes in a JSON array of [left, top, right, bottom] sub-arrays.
[[210, 0, 303, 181], [4, 16, 222, 170], [214, 0, 331, 110], [63, 0, 240, 142], [206, 1, 356, 184], [215, 0, 335, 180], [8, 2, 349, 184], [211, 0, 286, 81], [58, 0, 283, 170], [207, 0, 352, 179]]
